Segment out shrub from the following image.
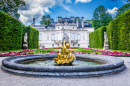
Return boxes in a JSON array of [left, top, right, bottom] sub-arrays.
[[89, 26, 106, 48], [26, 26, 39, 49], [106, 9, 130, 50], [0, 11, 25, 51], [0, 11, 39, 51]]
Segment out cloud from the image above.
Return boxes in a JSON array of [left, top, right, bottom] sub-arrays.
[[75, 0, 92, 3], [18, 0, 57, 25], [57, 0, 76, 13], [121, 0, 129, 4], [18, 0, 75, 25], [106, 7, 118, 15], [66, 0, 72, 3]]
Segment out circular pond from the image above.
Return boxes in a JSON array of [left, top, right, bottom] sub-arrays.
[[21, 60, 104, 66], [1, 54, 125, 77]]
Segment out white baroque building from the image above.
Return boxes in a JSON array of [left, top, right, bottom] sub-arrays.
[[31, 17, 94, 48]]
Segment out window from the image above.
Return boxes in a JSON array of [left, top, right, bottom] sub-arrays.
[[78, 44, 80, 47], [71, 33, 75, 40], [83, 36, 85, 40], [73, 44, 74, 46], [58, 44, 59, 46], [77, 34, 81, 40], [47, 36, 49, 40], [52, 44, 54, 47], [57, 33, 60, 40], [39, 34, 42, 41], [51, 34, 55, 40]]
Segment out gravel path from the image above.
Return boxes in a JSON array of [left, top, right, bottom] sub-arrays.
[[0, 56, 130, 86]]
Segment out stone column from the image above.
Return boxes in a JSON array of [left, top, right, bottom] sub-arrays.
[[76, 17, 79, 27], [58, 16, 62, 23], [33, 18, 35, 26], [81, 17, 84, 28], [70, 16, 74, 23]]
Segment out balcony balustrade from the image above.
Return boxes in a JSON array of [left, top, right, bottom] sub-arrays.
[[54, 40, 61, 44], [71, 40, 78, 44]]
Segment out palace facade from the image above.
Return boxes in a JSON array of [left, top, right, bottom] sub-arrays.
[[31, 17, 94, 48]]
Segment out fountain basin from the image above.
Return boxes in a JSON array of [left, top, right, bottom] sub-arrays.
[[1, 54, 125, 77]]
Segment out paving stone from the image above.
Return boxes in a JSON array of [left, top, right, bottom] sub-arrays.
[[0, 56, 130, 86]]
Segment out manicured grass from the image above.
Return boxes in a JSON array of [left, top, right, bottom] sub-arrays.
[[29, 48, 101, 54], [90, 48, 103, 49], [29, 48, 54, 54], [107, 49, 130, 53], [78, 48, 93, 52], [0, 49, 24, 53], [53, 49, 60, 52], [78, 48, 101, 54]]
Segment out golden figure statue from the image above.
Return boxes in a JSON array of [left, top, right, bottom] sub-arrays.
[[54, 39, 76, 65]]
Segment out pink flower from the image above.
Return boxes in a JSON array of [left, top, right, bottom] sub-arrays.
[[95, 53, 98, 55]]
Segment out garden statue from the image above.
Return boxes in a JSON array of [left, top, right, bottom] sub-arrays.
[[103, 32, 109, 50], [54, 39, 76, 65], [23, 32, 28, 49], [24, 32, 27, 42]]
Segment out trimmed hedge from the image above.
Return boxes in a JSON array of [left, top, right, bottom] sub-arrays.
[[0, 11, 39, 51], [27, 26, 39, 49], [89, 26, 106, 48], [106, 9, 130, 50], [0, 11, 24, 51], [89, 9, 130, 50]]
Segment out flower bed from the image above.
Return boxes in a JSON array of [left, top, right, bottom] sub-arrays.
[[0, 48, 130, 57], [0, 49, 39, 56], [84, 48, 130, 57]]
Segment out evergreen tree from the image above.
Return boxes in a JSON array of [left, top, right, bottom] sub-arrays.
[[100, 13, 113, 26], [74, 17, 81, 22], [116, 3, 130, 17], [40, 15, 54, 25], [92, 5, 112, 30]]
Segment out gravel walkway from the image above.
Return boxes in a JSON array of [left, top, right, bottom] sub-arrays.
[[0, 56, 130, 86]]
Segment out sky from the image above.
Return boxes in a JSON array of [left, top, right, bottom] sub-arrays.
[[18, 0, 129, 26]]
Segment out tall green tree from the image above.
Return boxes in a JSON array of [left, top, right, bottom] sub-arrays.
[[74, 17, 81, 22], [100, 13, 113, 26], [40, 15, 54, 25], [116, 3, 130, 17], [0, 0, 25, 19], [92, 5, 112, 30], [84, 20, 93, 24]]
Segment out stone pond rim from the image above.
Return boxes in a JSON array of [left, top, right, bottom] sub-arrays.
[[1, 54, 126, 77]]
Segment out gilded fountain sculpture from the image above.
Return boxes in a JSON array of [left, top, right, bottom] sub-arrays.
[[1, 37, 125, 77], [54, 39, 76, 65]]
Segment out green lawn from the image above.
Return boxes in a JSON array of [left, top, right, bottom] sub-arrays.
[[29, 48, 54, 54], [0, 49, 24, 53], [77, 48, 101, 54], [107, 49, 130, 53], [28, 48, 101, 54]]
